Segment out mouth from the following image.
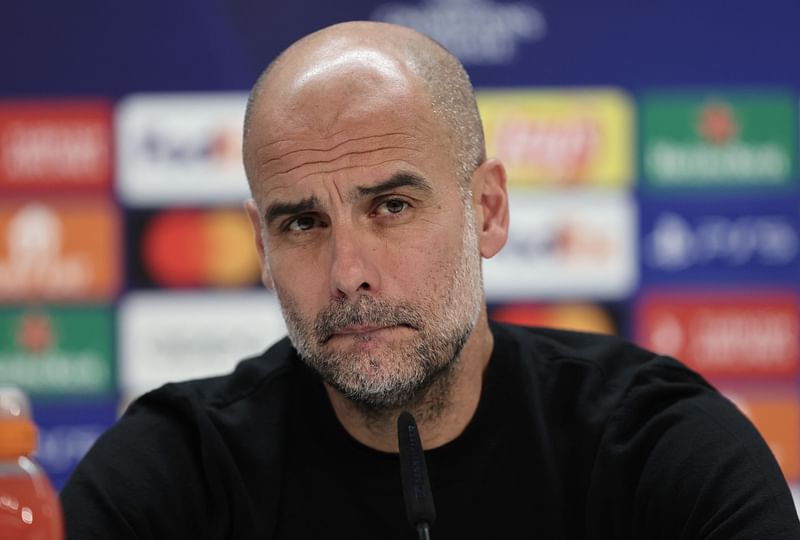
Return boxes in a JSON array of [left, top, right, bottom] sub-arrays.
[[322, 323, 414, 344]]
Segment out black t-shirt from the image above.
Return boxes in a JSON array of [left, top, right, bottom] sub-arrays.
[[275, 327, 531, 538], [61, 322, 800, 539]]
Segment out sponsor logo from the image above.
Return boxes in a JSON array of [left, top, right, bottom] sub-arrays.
[[722, 388, 800, 480], [636, 291, 799, 378], [118, 292, 286, 400], [0, 306, 115, 398], [478, 90, 633, 187], [372, 0, 546, 65], [17, 310, 54, 354], [640, 197, 800, 283], [116, 93, 251, 206], [641, 92, 796, 187], [490, 302, 617, 335], [483, 192, 637, 299], [0, 100, 112, 191], [697, 101, 737, 145], [645, 212, 797, 270], [129, 208, 261, 288], [33, 401, 117, 490], [0, 200, 120, 300]]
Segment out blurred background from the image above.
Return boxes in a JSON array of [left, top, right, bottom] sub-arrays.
[[1, 0, 798, 509]]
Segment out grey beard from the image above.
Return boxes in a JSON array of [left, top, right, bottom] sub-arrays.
[[282, 295, 475, 414]]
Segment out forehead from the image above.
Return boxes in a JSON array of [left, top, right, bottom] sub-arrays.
[[246, 79, 453, 202]]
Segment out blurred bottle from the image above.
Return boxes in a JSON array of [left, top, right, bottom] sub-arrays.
[[0, 387, 63, 539]]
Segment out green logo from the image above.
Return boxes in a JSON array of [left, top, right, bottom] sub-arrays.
[[0, 306, 114, 399], [641, 92, 796, 188]]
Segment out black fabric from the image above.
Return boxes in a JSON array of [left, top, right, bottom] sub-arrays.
[[60, 322, 800, 539]]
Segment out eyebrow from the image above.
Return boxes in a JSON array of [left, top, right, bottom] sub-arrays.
[[263, 172, 433, 227], [264, 196, 321, 227], [355, 171, 434, 198]]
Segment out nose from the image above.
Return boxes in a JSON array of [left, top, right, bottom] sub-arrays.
[[328, 224, 381, 300]]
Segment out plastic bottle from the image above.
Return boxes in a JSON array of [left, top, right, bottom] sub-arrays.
[[0, 387, 63, 539]]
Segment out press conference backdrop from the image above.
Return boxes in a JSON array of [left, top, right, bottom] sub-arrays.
[[1, 1, 798, 505]]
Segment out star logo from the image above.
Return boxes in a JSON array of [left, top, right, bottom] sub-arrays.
[[16, 311, 55, 354], [697, 101, 738, 145]]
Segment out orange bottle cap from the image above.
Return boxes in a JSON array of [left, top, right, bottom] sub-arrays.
[[0, 387, 37, 457], [0, 417, 37, 457]]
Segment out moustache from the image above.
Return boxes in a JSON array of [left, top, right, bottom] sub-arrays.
[[315, 298, 424, 344]]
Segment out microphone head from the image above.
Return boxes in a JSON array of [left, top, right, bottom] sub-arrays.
[[397, 411, 436, 529]]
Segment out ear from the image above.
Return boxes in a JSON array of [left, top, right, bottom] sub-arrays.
[[244, 198, 275, 289], [471, 158, 509, 259]]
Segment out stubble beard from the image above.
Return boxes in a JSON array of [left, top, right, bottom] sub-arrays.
[[275, 202, 483, 419]]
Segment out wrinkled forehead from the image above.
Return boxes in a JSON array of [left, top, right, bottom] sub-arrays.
[[244, 50, 449, 197]]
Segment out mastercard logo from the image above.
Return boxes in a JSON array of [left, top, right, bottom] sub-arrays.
[[141, 209, 261, 288]]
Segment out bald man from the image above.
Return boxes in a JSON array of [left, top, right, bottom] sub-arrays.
[[62, 21, 799, 539]]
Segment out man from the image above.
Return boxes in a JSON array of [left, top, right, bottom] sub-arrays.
[[62, 21, 799, 539]]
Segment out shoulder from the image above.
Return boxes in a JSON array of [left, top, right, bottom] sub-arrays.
[[491, 322, 799, 536], [489, 320, 719, 460], [108, 336, 299, 480], [61, 337, 298, 539], [143, 336, 297, 420], [490, 320, 705, 398], [491, 322, 754, 460]]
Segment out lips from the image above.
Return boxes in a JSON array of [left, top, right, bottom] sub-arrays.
[[335, 325, 392, 335], [328, 326, 390, 344], [322, 322, 415, 344]]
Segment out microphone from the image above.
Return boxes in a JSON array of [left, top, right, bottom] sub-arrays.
[[397, 411, 436, 540]]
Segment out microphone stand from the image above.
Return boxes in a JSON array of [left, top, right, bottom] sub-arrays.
[[397, 411, 436, 540], [416, 522, 432, 540]]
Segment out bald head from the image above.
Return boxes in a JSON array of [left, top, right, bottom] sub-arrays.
[[243, 21, 485, 191]]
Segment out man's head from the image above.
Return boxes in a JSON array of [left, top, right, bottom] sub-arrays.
[[243, 22, 485, 190], [243, 21, 509, 414]]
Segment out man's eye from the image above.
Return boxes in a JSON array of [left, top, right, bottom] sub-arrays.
[[287, 215, 317, 231], [378, 199, 409, 215]]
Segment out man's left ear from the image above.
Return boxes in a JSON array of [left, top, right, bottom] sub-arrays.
[[471, 158, 510, 258]]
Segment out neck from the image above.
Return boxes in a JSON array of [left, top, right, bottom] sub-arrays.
[[323, 310, 494, 452]]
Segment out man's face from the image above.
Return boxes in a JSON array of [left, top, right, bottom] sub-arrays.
[[246, 63, 483, 411]]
